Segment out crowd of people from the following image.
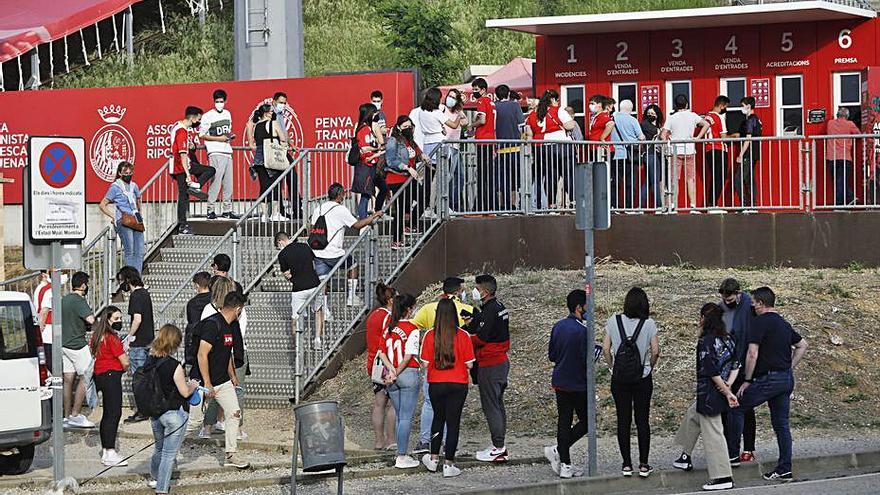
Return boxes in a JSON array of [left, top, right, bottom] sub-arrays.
[[359, 275, 807, 492]]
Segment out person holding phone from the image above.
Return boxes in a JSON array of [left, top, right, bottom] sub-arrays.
[[200, 89, 239, 220]]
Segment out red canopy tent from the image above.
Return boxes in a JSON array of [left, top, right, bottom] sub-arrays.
[[0, 0, 138, 63], [439, 57, 534, 109]]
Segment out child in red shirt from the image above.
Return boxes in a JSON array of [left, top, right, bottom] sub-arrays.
[[90, 306, 130, 468]]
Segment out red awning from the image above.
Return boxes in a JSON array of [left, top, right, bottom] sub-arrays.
[[0, 0, 138, 63], [440, 57, 534, 109]]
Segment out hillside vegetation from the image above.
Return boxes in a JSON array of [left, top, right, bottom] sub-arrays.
[[53, 0, 720, 89]]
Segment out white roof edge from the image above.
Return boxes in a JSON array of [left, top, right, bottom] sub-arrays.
[[486, 1, 876, 31]]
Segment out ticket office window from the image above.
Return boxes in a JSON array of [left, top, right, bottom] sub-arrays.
[[665, 80, 692, 117], [720, 77, 746, 135], [561, 84, 586, 135], [833, 72, 862, 130], [776, 74, 803, 135], [612, 82, 638, 117]]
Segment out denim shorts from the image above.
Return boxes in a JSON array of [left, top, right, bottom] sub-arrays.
[[314, 256, 356, 278]]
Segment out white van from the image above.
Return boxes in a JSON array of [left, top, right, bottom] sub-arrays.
[[0, 291, 51, 475]]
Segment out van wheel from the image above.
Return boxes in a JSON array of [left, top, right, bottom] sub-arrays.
[[0, 445, 35, 475]]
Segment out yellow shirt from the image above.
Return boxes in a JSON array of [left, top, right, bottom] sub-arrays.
[[412, 297, 474, 330]]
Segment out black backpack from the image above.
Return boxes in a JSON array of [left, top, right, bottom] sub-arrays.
[[307, 204, 340, 250], [132, 356, 175, 418], [612, 315, 646, 384], [347, 133, 360, 166]]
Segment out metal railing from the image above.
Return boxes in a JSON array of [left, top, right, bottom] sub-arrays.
[[810, 134, 880, 210]]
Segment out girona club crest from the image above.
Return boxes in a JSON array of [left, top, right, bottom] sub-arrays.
[[90, 104, 136, 182], [244, 98, 305, 156]]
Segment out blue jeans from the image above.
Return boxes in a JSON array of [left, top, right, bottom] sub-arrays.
[[151, 407, 189, 493], [444, 148, 464, 212], [641, 153, 663, 209], [128, 346, 148, 410], [387, 368, 421, 456], [728, 369, 794, 473], [117, 224, 145, 273]]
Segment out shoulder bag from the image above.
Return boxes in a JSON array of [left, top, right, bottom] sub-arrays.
[[263, 120, 289, 171]]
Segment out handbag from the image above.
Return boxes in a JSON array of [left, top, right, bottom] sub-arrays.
[[370, 354, 387, 385], [119, 212, 145, 232], [262, 120, 288, 171]]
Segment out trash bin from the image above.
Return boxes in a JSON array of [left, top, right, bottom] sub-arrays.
[[294, 400, 346, 472]]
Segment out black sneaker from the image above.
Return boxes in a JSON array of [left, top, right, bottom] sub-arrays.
[[188, 187, 207, 200], [729, 456, 741, 468], [179, 224, 194, 235], [221, 211, 241, 219], [206, 211, 218, 220], [673, 453, 693, 471], [123, 413, 149, 424], [412, 442, 429, 454], [762, 471, 793, 482], [702, 477, 734, 491], [638, 464, 654, 478]]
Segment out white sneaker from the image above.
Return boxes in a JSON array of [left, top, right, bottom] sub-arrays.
[[197, 426, 212, 439], [475, 445, 508, 462], [421, 454, 439, 472], [238, 431, 248, 441], [147, 480, 158, 489], [395, 456, 420, 469], [269, 212, 288, 222], [442, 464, 461, 478], [67, 414, 95, 428], [346, 295, 363, 307], [314, 337, 322, 349], [559, 463, 573, 479], [214, 421, 225, 432], [101, 450, 129, 467], [544, 445, 560, 474]]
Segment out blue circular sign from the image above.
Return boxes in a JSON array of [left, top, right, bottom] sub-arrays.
[[40, 142, 77, 188]]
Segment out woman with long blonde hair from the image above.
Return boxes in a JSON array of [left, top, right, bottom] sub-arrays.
[[147, 324, 198, 494]]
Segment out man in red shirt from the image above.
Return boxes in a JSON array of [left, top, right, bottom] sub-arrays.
[[170, 106, 215, 235], [696, 96, 730, 207], [471, 78, 497, 212], [588, 95, 615, 163]]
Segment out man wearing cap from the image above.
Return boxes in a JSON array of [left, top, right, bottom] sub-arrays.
[[411, 276, 475, 453], [718, 278, 758, 466]]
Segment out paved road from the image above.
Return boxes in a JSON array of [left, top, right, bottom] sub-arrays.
[[671, 472, 880, 495]]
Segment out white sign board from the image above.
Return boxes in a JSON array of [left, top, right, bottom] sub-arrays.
[[28, 137, 87, 242]]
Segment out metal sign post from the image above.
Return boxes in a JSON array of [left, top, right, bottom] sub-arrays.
[[24, 136, 87, 489], [575, 162, 611, 477]]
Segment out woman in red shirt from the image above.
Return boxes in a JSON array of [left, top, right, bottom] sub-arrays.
[[419, 299, 475, 478], [353, 103, 385, 220], [365, 283, 397, 450], [384, 116, 424, 249], [376, 293, 421, 469], [90, 306, 130, 467]]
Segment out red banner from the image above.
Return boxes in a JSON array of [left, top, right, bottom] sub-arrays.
[[0, 70, 417, 203]]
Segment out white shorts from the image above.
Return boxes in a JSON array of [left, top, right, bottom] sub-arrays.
[[62, 346, 92, 375], [291, 288, 321, 319]]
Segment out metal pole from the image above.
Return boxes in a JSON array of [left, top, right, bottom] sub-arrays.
[[28, 49, 41, 90], [124, 10, 134, 68], [231, 228, 241, 284], [294, 317, 302, 404], [584, 227, 597, 477], [522, 145, 533, 214], [368, 226, 378, 300], [336, 465, 343, 495], [50, 243, 65, 485], [104, 229, 115, 311], [290, 417, 299, 495], [199, 0, 206, 28]]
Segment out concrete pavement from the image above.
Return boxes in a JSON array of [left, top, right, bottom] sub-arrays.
[[669, 472, 880, 495]]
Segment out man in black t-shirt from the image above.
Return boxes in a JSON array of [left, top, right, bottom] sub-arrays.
[[212, 253, 244, 295], [117, 266, 155, 423], [185, 271, 213, 369], [196, 291, 250, 469], [275, 231, 324, 345], [733, 97, 763, 209], [728, 287, 807, 483]]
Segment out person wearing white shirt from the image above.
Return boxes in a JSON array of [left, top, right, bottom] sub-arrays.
[[199, 89, 238, 220], [662, 95, 709, 214], [310, 183, 383, 307], [443, 89, 468, 212]]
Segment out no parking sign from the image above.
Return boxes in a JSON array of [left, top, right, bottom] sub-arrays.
[[27, 136, 86, 243]]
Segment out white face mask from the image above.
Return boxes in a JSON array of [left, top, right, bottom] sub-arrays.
[[589, 102, 600, 113], [214, 102, 225, 112], [275, 103, 285, 113], [472, 288, 482, 302], [61, 273, 69, 285], [445, 96, 457, 108], [373, 101, 382, 110], [460, 290, 468, 302]]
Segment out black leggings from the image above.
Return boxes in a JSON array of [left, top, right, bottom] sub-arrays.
[[428, 382, 468, 462], [254, 165, 298, 218], [611, 374, 653, 467], [94, 370, 123, 449], [555, 389, 588, 465]]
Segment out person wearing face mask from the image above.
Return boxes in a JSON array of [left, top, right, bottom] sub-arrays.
[[716, 278, 758, 466], [194, 291, 251, 469], [587, 95, 616, 163], [640, 104, 665, 210], [466, 274, 511, 463], [61, 271, 97, 429], [443, 90, 469, 212], [384, 116, 426, 249], [471, 78, 498, 212], [100, 161, 145, 273], [200, 89, 239, 221], [696, 96, 730, 208], [33, 270, 67, 373], [116, 266, 156, 424], [250, 103, 289, 221], [90, 306, 131, 467], [732, 96, 763, 210], [370, 90, 387, 130], [170, 106, 213, 235]]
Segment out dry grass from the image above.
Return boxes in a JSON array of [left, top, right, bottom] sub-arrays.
[[313, 264, 880, 445]]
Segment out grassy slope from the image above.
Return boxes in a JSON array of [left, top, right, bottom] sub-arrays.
[[314, 264, 880, 446], [53, 0, 720, 89]]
